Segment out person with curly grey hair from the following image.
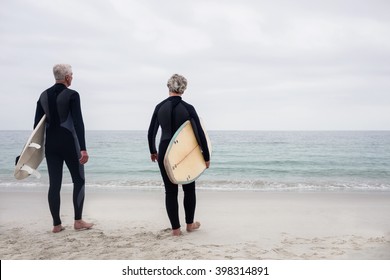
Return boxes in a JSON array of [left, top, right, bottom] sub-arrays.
[[34, 64, 93, 233], [148, 74, 210, 236], [167, 74, 187, 94]]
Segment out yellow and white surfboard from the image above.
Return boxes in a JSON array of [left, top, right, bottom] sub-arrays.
[[14, 115, 46, 180], [163, 120, 211, 185]]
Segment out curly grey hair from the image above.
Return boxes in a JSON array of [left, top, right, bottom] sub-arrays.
[[167, 74, 187, 94], [53, 64, 72, 81]]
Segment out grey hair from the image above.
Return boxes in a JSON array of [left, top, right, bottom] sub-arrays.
[[167, 74, 187, 94], [53, 64, 72, 80]]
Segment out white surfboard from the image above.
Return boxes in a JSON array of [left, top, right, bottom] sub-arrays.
[[164, 120, 211, 185], [14, 115, 46, 180]]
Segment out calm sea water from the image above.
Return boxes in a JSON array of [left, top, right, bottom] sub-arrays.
[[1, 130, 389, 192]]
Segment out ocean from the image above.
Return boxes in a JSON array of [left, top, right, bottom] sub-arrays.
[[1, 130, 389, 192]]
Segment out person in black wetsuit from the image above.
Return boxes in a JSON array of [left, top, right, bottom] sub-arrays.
[[34, 64, 93, 233], [148, 74, 210, 236]]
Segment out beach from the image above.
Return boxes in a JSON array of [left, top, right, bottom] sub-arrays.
[[1, 189, 389, 260]]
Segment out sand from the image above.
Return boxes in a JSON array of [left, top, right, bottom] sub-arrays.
[[0, 189, 389, 260]]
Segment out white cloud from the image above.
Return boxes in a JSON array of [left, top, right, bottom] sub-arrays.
[[0, 0, 389, 130]]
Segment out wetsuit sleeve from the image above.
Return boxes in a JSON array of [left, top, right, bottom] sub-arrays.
[[34, 100, 45, 129], [147, 107, 159, 154], [187, 105, 210, 162], [69, 92, 87, 151]]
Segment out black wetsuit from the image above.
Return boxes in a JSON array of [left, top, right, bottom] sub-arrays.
[[148, 96, 210, 229], [34, 83, 87, 226]]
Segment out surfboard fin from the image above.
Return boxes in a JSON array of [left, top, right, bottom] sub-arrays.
[[28, 143, 41, 149], [21, 165, 41, 179]]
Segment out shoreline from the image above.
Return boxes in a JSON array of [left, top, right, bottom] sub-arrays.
[[1, 189, 389, 260]]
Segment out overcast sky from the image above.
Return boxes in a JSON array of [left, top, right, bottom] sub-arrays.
[[1, 0, 389, 130]]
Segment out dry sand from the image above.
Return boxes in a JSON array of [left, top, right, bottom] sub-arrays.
[[1, 189, 389, 260]]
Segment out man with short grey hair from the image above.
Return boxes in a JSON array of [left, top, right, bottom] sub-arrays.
[[34, 64, 93, 233]]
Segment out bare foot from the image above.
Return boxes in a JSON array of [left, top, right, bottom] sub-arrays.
[[74, 220, 94, 230], [172, 228, 182, 236], [52, 225, 65, 233], [186, 221, 201, 232]]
